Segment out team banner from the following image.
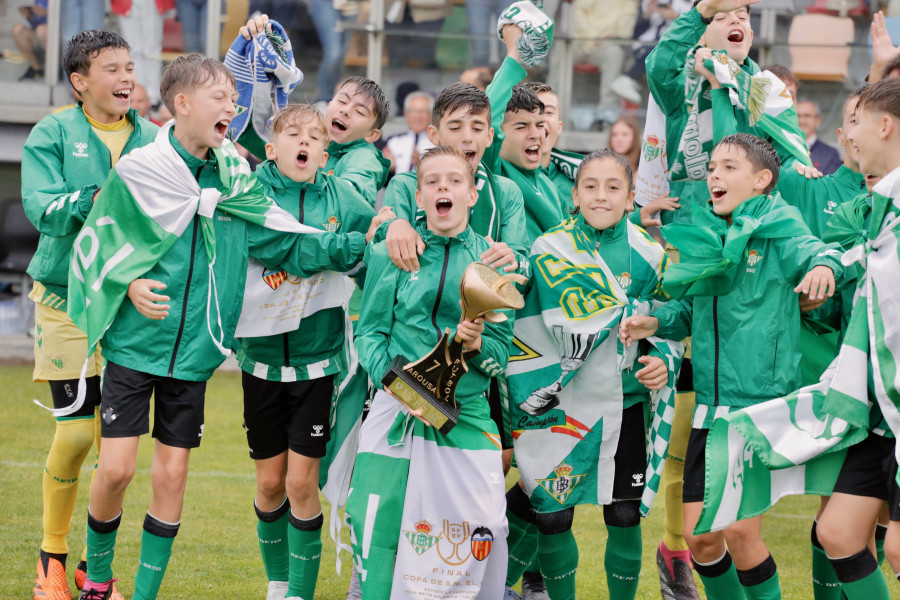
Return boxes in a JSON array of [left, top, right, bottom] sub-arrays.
[[505, 218, 683, 515], [670, 47, 810, 183], [697, 172, 900, 533], [55, 123, 323, 416], [634, 95, 670, 208], [346, 392, 508, 599]]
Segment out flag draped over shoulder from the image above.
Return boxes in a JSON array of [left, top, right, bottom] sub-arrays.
[[634, 95, 670, 208], [696, 173, 900, 534], [670, 48, 810, 182], [54, 123, 322, 417], [505, 218, 684, 515]]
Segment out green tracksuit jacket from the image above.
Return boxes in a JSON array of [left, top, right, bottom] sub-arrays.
[[651, 194, 846, 425], [484, 57, 565, 247], [356, 224, 514, 414], [22, 103, 159, 300], [101, 134, 367, 382], [324, 138, 391, 207], [645, 7, 803, 224], [235, 162, 376, 380]]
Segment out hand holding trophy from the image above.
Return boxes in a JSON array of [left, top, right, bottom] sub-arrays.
[[381, 263, 526, 433]]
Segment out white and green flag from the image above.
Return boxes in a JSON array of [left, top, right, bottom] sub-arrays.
[[505, 219, 684, 516], [50, 123, 324, 417], [697, 170, 900, 533]]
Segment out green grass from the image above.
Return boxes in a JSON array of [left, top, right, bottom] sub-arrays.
[[0, 365, 892, 598]]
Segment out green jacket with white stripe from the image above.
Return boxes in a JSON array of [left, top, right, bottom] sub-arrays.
[[22, 103, 158, 301], [235, 161, 376, 381], [356, 224, 515, 414]]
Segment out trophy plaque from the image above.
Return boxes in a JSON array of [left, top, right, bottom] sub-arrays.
[[381, 263, 526, 433]]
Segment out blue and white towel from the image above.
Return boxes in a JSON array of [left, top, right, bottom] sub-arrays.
[[224, 20, 303, 159]]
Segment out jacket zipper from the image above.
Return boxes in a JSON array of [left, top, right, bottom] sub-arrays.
[[712, 297, 720, 406], [431, 244, 451, 339], [169, 216, 200, 377], [282, 187, 307, 368]]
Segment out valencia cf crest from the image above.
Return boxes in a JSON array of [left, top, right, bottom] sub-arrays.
[[323, 215, 341, 232], [403, 520, 440, 556], [537, 462, 587, 505], [470, 527, 493, 561], [262, 268, 288, 290]]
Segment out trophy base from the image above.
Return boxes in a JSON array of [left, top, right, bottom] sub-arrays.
[[381, 355, 460, 434]]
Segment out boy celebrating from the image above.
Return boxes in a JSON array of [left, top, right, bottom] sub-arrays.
[[323, 76, 391, 206], [621, 134, 845, 600], [234, 104, 376, 600], [74, 55, 371, 600], [346, 146, 515, 600], [815, 77, 900, 600], [22, 30, 157, 600]]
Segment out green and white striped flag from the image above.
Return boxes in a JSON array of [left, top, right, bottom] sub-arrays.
[[670, 48, 810, 182], [345, 391, 508, 600], [505, 218, 684, 515], [696, 170, 900, 533], [50, 123, 324, 417]]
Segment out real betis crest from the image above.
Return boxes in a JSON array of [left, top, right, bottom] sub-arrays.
[[403, 519, 441, 556], [262, 268, 288, 290], [642, 134, 663, 163], [616, 271, 631, 289], [536, 462, 587, 505], [747, 249, 763, 267], [323, 215, 341, 232]]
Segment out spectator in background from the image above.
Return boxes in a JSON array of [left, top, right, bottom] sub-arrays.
[[175, 0, 206, 53], [61, 0, 105, 48], [797, 99, 842, 175], [383, 91, 435, 175], [607, 115, 641, 173], [762, 63, 798, 101], [309, 0, 352, 103], [12, 0, 48, 80], [460, 65, 494, 90], [549, 0, 640, 125], [612, 0, 691, 105], [384, 0, 451, 69], [114, 0, 171, 107], [131, 83, 153, 120], [466, 0, 506, 65]]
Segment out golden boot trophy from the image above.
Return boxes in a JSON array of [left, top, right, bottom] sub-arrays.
[[381, 263, 526, 433]]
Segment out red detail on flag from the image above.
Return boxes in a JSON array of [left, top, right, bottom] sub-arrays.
[[550, 425, 585, 440], [565, 415, 592, 433], [263, 269, 287, 290], [511, 429, 524, 439]]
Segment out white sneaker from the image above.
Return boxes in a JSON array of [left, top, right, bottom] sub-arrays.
[[266, 580, 289, 600], [611, 74, 642, 104]]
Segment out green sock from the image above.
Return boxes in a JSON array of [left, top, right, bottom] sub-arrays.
[[86, 511, 121, 584], [525, 549, 540, 573], [287, 512, 323, 600], [811, 522, 842, 600], [505, 509, 537, 587], [831, 549, 891, 600], [132, 513, 178, 600], [694, 551, 746, 600], [840, 569, 891, 599], [742, 572, 781, 600], [875, 524, 887, 566], [256, 498, 290, 583], [604, 524, 642, 600], [537, 530, 578, 600]]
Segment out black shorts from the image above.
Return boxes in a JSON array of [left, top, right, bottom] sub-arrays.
[[682, 427, 709, 504], [242, 371, 335, 460], [488, 378, 514, 450], [613, 403, 649, 500], [833, 431, 896, 506], [100, 361, 206, 448]]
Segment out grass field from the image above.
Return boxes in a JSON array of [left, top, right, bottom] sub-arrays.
[[1, 364, 894, 599]]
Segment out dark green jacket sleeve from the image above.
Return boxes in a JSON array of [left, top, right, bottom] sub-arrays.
[[652, 297, 692, 341], [249, 225, 367, 277], [646, 8, 705, 117], [470, 314, 514, 379], [338, 146, 390, 207], [355, 242, 400, 384], [22, 119, 96, 237], [773, 231, 846, 287], [495, 176, 529, 255], [483, 56, 528, 173], [383, 172, 418, 222], [711, 88, 739, 142]]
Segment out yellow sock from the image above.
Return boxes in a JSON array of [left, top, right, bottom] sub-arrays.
[[42, 416, 96, 554], [662, 391, 695, 552]]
